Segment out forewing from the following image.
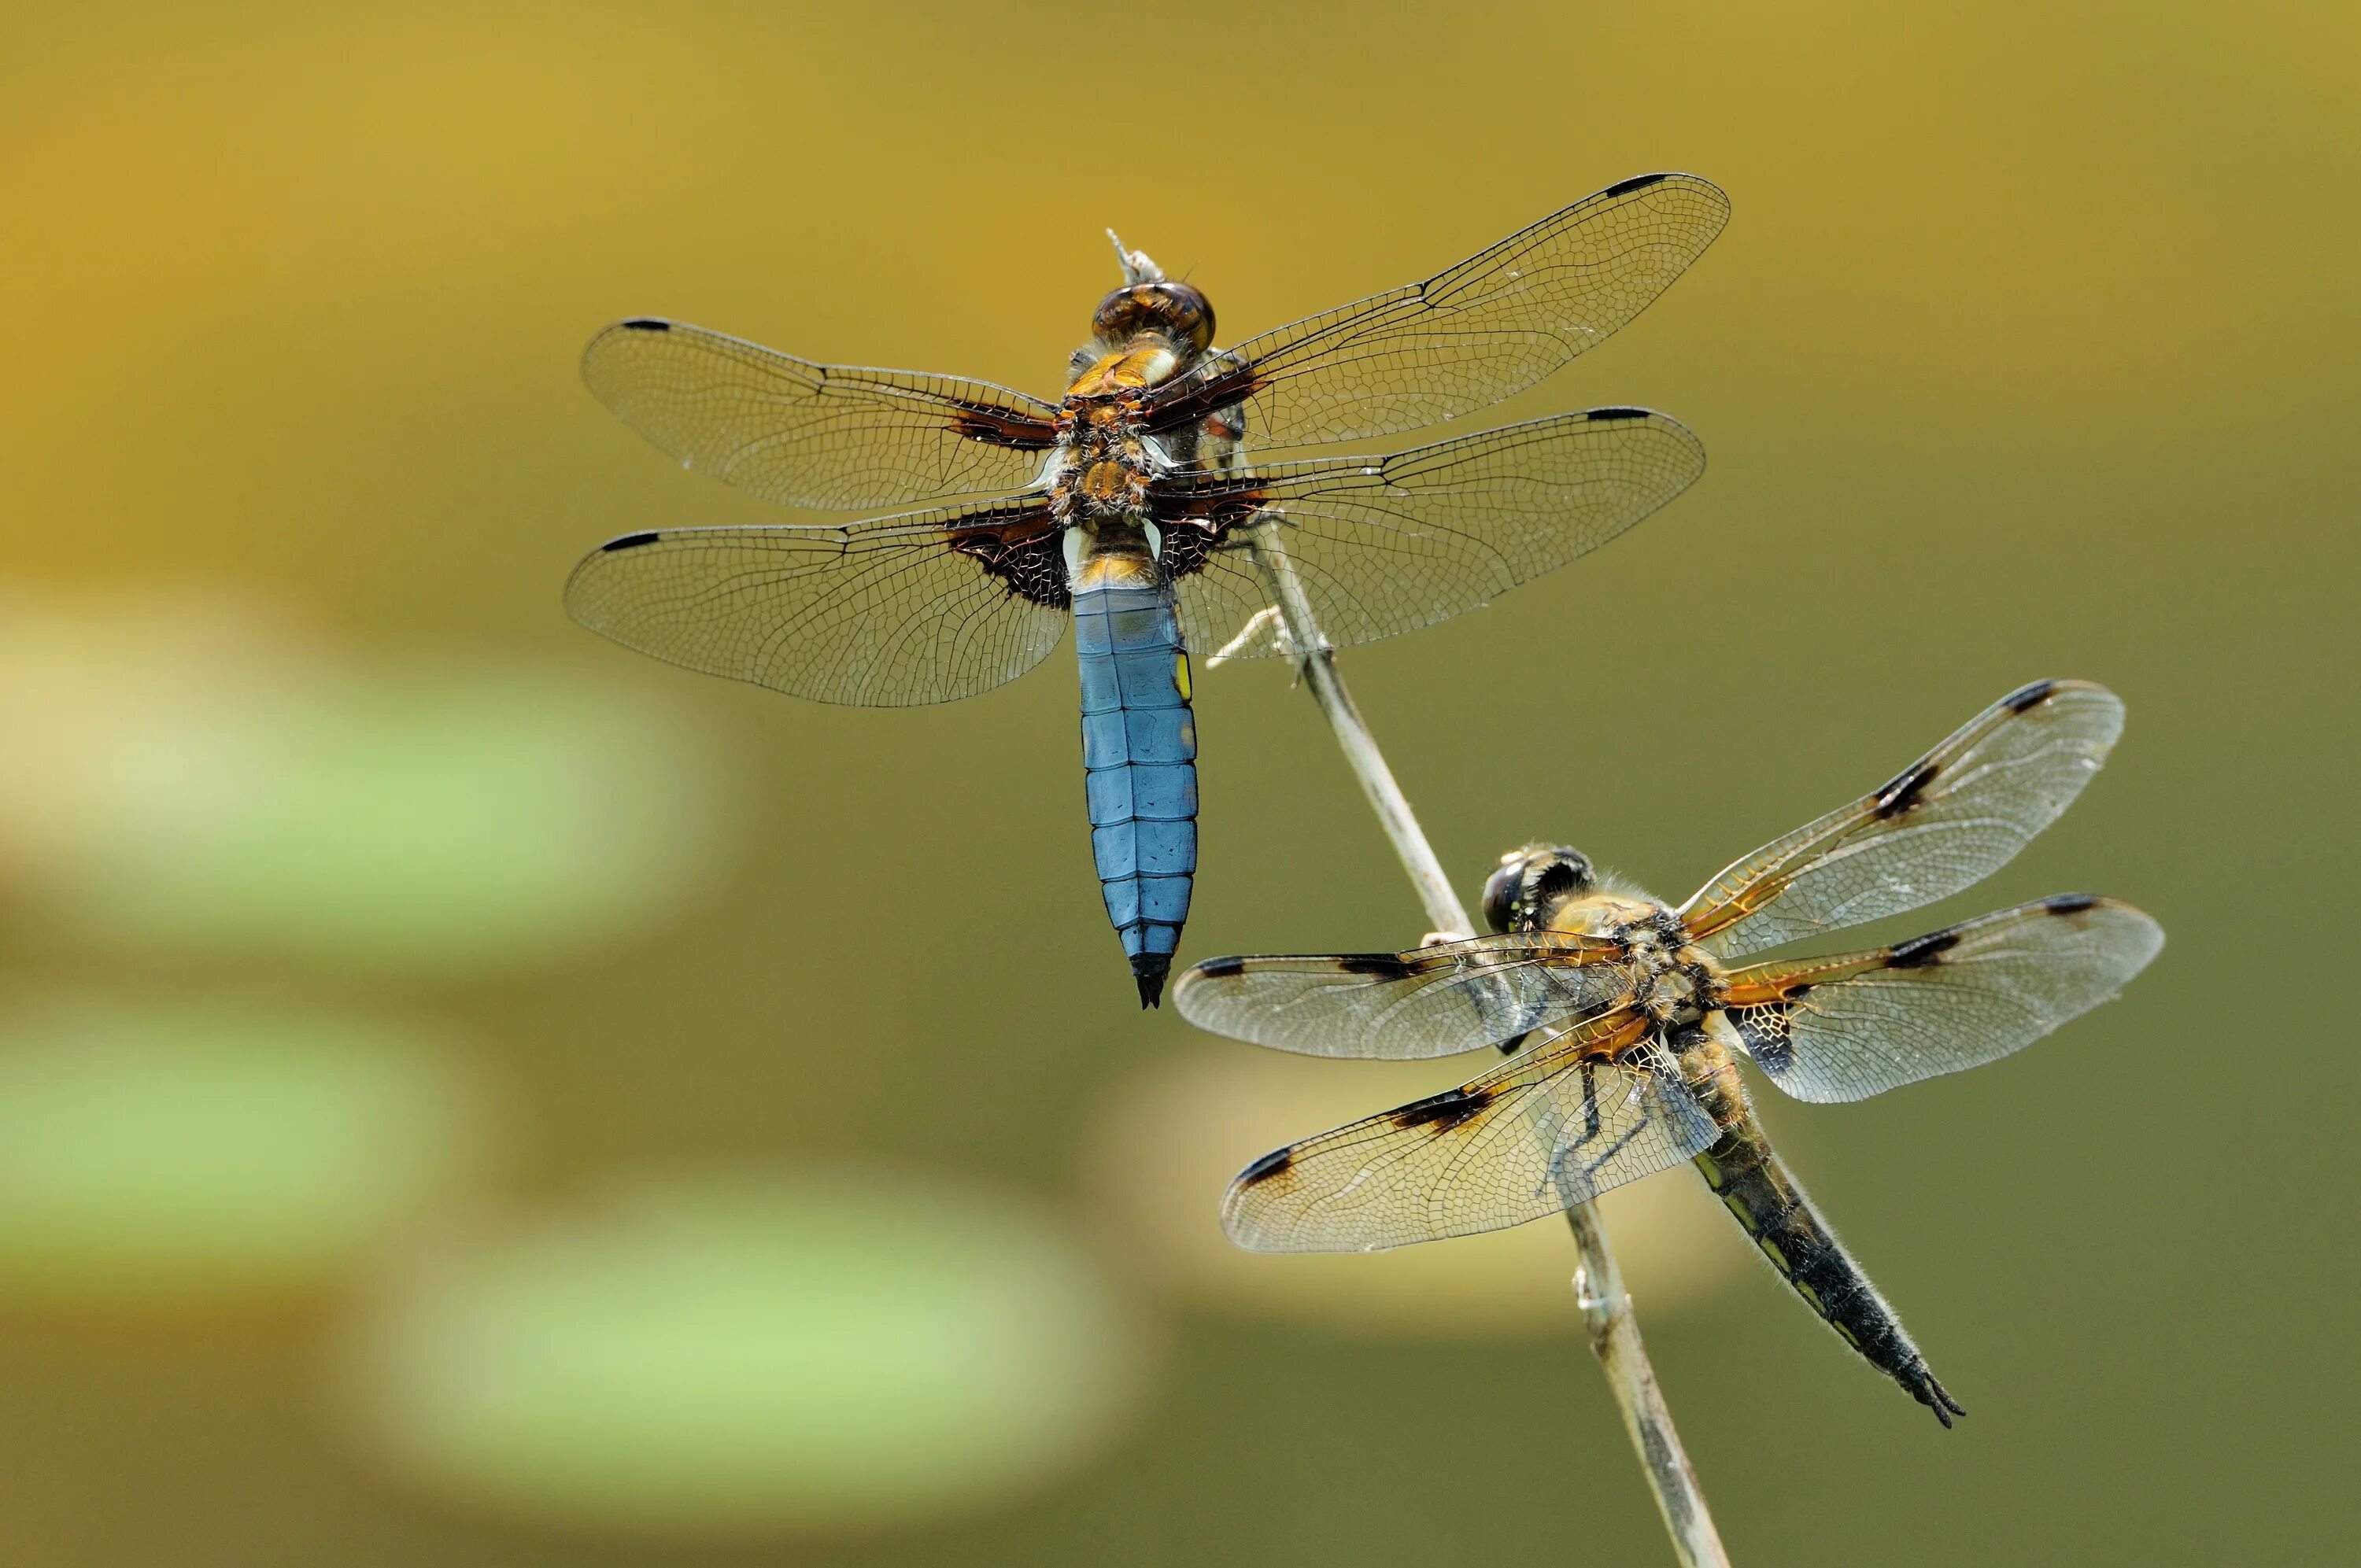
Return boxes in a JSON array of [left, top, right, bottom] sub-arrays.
[[563, 500, 1070, 707], [1159, 409, 1704, 657], [1221, 1015, 1719, 1253], [582, 319, 1059, 510], [1172, 932, 1632, 1060], [1143, 173, 1727, 449], [1721, 895, 2164, 1103], [1682, 681, 2126, 959]]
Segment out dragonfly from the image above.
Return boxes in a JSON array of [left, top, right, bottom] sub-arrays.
[[564, 174, 1730, 1005], [1173, 680, 2163, 1423]]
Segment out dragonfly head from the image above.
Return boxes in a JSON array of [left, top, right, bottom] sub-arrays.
[[1482, 846, 1595, 934], [1090, 280, 1216, 356]]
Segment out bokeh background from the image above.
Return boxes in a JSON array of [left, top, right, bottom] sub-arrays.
[[2, 2, 2353, 1562]]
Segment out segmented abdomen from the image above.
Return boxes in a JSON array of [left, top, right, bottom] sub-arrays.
[[1687, 1035, 1965, 1425], [1073, 575, 1197, 1005]]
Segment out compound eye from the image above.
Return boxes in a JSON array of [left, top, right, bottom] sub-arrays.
[[1480, 861, 1524, 933], [1155, 282, 1214, 352], [1091, 282, 1215, 352]]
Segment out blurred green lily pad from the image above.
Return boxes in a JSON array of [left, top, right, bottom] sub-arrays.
[[0, 590, 720, 972], [0, 998, 490, 1301], [338, 1171, 1146, 1536]]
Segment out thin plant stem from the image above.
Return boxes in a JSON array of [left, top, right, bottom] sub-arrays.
[[1242, 524, 1731, 1568]]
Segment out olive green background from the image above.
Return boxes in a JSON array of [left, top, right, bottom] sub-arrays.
[[2, 2, 2352, 1563]]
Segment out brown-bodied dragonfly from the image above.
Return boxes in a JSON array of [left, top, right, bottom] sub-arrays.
[[1173, 680, 2163, 1423], [564, 175, 1728, 1005]]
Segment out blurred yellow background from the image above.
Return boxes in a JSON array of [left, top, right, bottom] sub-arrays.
[[2, 1, 2353, 1562]]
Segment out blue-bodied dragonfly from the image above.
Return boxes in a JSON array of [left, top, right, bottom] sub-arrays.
[[565, 174, 1729, 1004], [1173, 681, 2163, 1422]]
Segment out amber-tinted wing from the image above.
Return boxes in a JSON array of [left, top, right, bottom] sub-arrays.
[[563, 500, 1068, 708], [1142, 173, 1727, 451], [1221, 1013, 1720, 1253], [1172, 932, 1631, 1061], [1156, 409, 1703, 658], [1720, 895, 2163, 1104], [582, 319, 1059, 510], [1680, 681, 2126, 960]]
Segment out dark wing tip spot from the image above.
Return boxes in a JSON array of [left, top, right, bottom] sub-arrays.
[[2004, 678, 2060, 714], [1194, 955, 1247, 980], [2043, 892, 2101, 916], [1602, 172, 1669, 198], [619, 317, 672, 332], [1338, 954, 1415, 980], [601, 531, 663, 552], [1586, 405, 1651, 422], [1889, 929, 1962, 968], [1240, 1147, 1294, 1184], [1390, 1086, 1493, 1131]]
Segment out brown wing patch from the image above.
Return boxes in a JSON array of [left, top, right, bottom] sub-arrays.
[[945, 504, 1069, 609], [1886, 928, 1962, 968], [947, 405, 1060, 451], [1139, 358, 1263, 437], [1388, 1085, 1495, 1131], [1871, 759, 1939, 819], [1142, 477, 1266, 584]]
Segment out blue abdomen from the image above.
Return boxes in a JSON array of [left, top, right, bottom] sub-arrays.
[[1074, 574, 1197, 1007]]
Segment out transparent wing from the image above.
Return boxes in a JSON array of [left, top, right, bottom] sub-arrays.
[[1221, 1013, 1720, 1253], [1158, 409, 1704, 657], [1720, 895, 2163, 1104], [1681, 681, 2126, 960], [563, 500, 1070, 708], [1143, 173, 1727, 450], [1173, 932, 1632, 1060], [582, 318, 1059, 510]]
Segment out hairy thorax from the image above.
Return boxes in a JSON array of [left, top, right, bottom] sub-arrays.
[[1543, 887, 1750, 1132], [1546, 891, 1729, 1028], [1049, 324, 1243, 536], [1052, 394, 1158, 525]]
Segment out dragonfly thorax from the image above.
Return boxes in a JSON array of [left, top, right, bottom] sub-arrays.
[[1613, 915, 1722, 1025], [1489, 846, 1725, 1024], [1050, 401, 1161, 524]]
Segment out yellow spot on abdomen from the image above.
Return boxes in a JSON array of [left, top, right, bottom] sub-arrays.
[[1173, 651, 1192, 703], [1721, 1192, 1757, 1233]]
